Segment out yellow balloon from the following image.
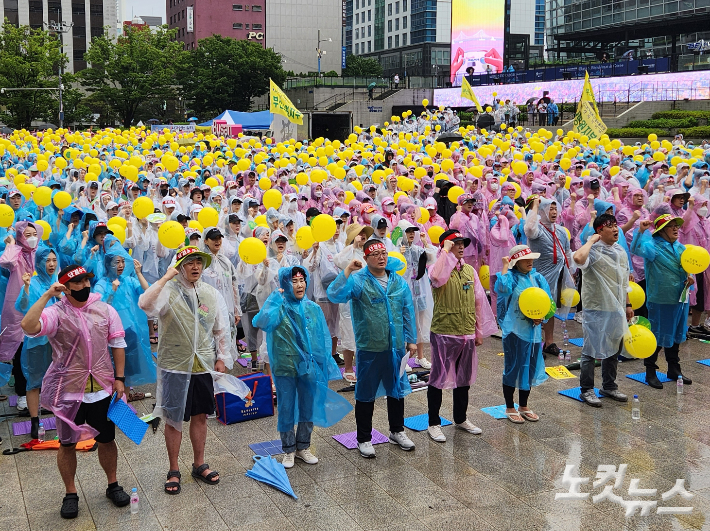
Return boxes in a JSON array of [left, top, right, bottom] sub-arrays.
[[158, 221, 185, 249], [311, 214, 337, 242], [37, 159, 49, 172], [628, 281, 645, 310], [108, 216, 127, 229], [258, 177, 271, 190], [479, 264, 490, 290], [54, 157, 67, 169], [428, 225, 444, 243], [417, 207, 430, 224], [262, 189, 283, 210], [35, 219, 51, 240], [33, 186, 52, 207], [624, 325, 657, 359], [204, 177, 219, 188], [52, 191, 72, 210], [198, 207, 220, 228], [0, 204, 14, 227], [188, 219, 203, 231], [559, 157, 572, 170], [518, 287, 552, 319], [239, 237, 267, 264], [254, 214, 268, 227], [681, 246, 710, 274], [132, 196, 154, 219], [422, 99, 429, 107], [108, 224, 126, 245], [447, 186, 465, 203], [387, 251, 407, 276], [560, 288, 580, 307]]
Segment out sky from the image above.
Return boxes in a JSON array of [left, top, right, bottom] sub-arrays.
[[121, 0, 166, 23]]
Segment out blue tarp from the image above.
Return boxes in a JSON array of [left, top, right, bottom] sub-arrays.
[[199, 110, 273, 129]]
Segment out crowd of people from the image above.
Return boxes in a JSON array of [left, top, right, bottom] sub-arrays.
[[0, 118, 707, 519]]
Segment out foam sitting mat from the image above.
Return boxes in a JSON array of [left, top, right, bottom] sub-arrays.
[[554, 313, 576, 321], [339, 366, 356, 376], [481, 404, 519, 419], [237, 358, 250, 368], [249, 439, 284, 456], [568, 338, 584, 347], [8, 395, 17, 407], [625, 371, 673, 385], [13, 417, 56, 436], [332, 429, 388, 449], [107, 397, 148, 445], [407, 358, 423, 368], [404, 413, 451, 431], [697, 359, 710, 367], [558, 387, 602, 402]]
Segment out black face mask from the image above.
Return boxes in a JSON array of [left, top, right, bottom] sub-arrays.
[[70, 286, 90, 302], [160, 188, 168, 197]]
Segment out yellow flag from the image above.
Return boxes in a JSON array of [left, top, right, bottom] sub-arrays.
[[269, 79, 303, 126], [460, 77, 483, 113], [580, 71, 600, 116], [573, 71, 606, 140]]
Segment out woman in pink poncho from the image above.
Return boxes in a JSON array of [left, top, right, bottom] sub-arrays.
[[422, 197, 448, 233], [682, 195, 710, 331], [449, 193, 486, 271], [489, 198, 519, 314]]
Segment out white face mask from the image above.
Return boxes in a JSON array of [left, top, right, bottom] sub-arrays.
[[26, 236, 38, 249], [288, 201, 297, 211], [384, 204, 394, 213], [490, 183, 499, 191], [698, 206, 709, 218], [314, 191, 323, 198]]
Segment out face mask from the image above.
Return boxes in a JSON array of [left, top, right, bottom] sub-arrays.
[[288, 202, 297, 211], [228, 189, 237, 197], [160, 189, 168, 197], [26, 236, 38, 249], [490, 183, 499, 191], [70, 286, 90, 302], [699, 207, 709, 218], [384, 204, 394, 213], [314, 191, 323, 198]]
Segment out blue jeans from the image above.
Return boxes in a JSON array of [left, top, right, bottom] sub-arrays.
[[280, 422, 313, 453]]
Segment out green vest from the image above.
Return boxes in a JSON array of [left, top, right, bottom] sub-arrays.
[[431, 263, 477, 336]]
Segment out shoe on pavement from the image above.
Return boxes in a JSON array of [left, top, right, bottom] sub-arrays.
[[282, 452, 295, 469], [405, 363, 413, 373], [357, 441, 376, 458], [581, 389, 602, 407], [455, 419, 482, 434], [16, 396, 27, 411], [574, 312, 584, 323], [599, 389, 628, 402], [668, 374, 692, 385], [417, 357, 432, 370], [427, 425, 446, 442], [645, 371, 663, 389], [295, 449, 319, 465], [491, 328, 503, 339], [389, 431, 415, 451]]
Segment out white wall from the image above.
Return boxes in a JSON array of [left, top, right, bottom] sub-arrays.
[[436, 0, 450, 43], [266, 0, 343, 75], [509, 0, 536, 43]]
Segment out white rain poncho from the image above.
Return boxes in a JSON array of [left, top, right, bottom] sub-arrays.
[[579, 241, 631, 359]]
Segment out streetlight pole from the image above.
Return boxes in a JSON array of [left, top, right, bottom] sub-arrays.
[[44, 18, 73, 129], [316, 29, 332, 77]]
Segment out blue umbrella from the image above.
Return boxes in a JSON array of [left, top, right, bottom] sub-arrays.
[[245, 455, 297, 499], [187, 117, 198, 121]]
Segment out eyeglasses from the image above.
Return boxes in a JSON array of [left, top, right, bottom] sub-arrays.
[[367, 251, 388, 258]]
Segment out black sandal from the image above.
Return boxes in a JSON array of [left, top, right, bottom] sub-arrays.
[[192, 463, 219, 485], [60, 493, 79, 519], [164, 470, 181, 495], [105, 485, 130, 507]]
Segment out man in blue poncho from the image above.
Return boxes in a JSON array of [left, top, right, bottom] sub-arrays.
[[631, 214, 694, 388], [328, 239, 417, 459], [253, 266, 352, 469]]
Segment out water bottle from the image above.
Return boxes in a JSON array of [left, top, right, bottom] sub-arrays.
[[37, 422, 45, 443], [130, 488, 139, 514], [562, 325, 569, 352], [631, 395, 641, 420], [565, 350, 572, 363], [677, 376, 683, 395]]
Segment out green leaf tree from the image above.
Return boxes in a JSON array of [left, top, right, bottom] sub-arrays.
[[179, 35, 286, 117], [80, 25, 186, 127], [0, 22, 66, 129], [342, 54, 383, 77]]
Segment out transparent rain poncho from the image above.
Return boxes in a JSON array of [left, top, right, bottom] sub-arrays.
[[327, 256, 416, 402], [94, 245, 156, 386], [399, 228, 436, 343], [578, 241, 631, 359], [15, 247, 59, 390], [252, 267, 353, 432], [138, 266, 247, 431]]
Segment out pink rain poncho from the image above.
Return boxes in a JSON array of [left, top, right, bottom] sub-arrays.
[[0, 221, 43, 362], [682, 195, 710, 309]]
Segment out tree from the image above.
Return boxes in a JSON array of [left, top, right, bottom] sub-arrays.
[[179, 36, 286, 117], [0, 23, 66, 129], [80, 25, 186, 127], [342, 54, 383, 77]]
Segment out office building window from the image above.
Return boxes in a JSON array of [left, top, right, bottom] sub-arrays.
[[388, 3, 392, 15], [388, 19, 392, 31], [402, 16, 406, 28], [403, 0, 407, 9], [396, 1, 399, 12], [356, 42, 360, 54], [368, 40, 371, 51], [232, 4, 242, 9], [368, 25, 371, 36], [395, 34, 399, 46], [253, 23, 262, 29], [356, 0, 359, 8], [395, 17, 399, 29], [252, 4, 261, 11], [356, 28, 359, 38], [233, 22, 242, 28], [368, 9, 371, 20], [73, 25, 86, 37], [71, 1, 84, 14], [91, 26, 103, 38], [388, 36, 392, 47], [402, 33, 407, 45], [356, 13, 359, 23]]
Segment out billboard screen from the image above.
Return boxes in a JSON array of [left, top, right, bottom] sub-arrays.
[[450, 0, 505, 86]]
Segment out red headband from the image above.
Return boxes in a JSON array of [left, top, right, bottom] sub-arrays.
[[292, 270, 305, 279], [364, 242, 386, 256], [59, 266, 87, 285]]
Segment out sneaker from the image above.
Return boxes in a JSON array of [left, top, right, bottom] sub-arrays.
[[357, 441, 376, 458], [599, 389, 628, 402], [282, 452, 295, 468], [405, 363, 413, 373], [416, 357, 432, 370], [455, 419, 482, 434], [543, 343, 560, 357], [332, 354, 345, 366], [688, 325, 707, 335], [295, 449, 319, 465], [574, 311, 584, 323], [389, 431, 415, 451], [704, 316, 710, 331], [581, 389, 602, 407], [491, 327, 503, 339], [427, 425, 446, 442], [16, 396, 27, 412]]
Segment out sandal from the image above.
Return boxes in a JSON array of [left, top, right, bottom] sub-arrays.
[[543, 343, 560, 357], [343, 372, 357, 384], [519, 409, 539, 422], [105, 485, 130, 507], [192, 463, 219, 485], [150, 337, 158, 344], [164, 470, 181, 495], [505, 410, 525, 424], [0, 395, 7, 402], [128, 391, 145, 402], [60, 493, 80, 519]]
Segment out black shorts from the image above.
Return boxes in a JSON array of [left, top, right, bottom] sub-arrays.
[[692, 271, 705, 312], [184, 373, 215, 422], [58, 395, 115, 446]]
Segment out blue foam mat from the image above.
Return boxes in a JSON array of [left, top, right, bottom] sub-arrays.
[[107, 397, 148, 445], [481, 404, 519, 419], [626, 371, 673, 385], [558, 387, 602, 402], [568, 338, 584, 347], [697, 359, 710, 367], [404, 413, 452, 431], [554, 313, 576, 321], [249, 439, 284, 456]]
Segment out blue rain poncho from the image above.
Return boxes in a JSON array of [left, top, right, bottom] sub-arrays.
[[630, 230, 690, 347], [15, 248, 59, 390], [252, 267, 353, 432], [327, 256, 416, 402], [94, 244, 156, 386], [55, 207, 84, 267], [494, 267, 549, 390], [579, 200, 634, 275]]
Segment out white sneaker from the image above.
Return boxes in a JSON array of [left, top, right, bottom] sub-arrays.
[[491, 327, 503, 339], [574, 311, 583, 324], [417, 357, 432, 369], [282, 452, 295, 469], [427, 425, 446, 442], [389, 431, 415, 451], [405, 363, 413, 373], [456, 419, 482, 435], [16, 396, 27, 411], [295, 448, 319, 465], [357, 441, 376, 458]]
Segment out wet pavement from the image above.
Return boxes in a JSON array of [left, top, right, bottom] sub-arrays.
[[1, 317, 710, 531]]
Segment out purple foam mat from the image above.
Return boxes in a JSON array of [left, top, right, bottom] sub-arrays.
[[339, 366, 357, 376], [407, 358, 422, 368], [8, 395, 17, 407], [237, 358, 249, 368], [332, 429, 389, 449], [13, 417, 57, 436]]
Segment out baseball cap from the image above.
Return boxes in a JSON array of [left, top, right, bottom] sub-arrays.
[[58, 264, 94, 285], [439, 229, 471, 248]]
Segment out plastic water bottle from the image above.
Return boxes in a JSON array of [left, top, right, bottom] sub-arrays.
[[562, 325, 569, 352], [130, 488, 139, 514], [565, 350, 572, 363], [677, 376, 683, 395], [37, 422, 45, 442], [631, 395, 641, 420]]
